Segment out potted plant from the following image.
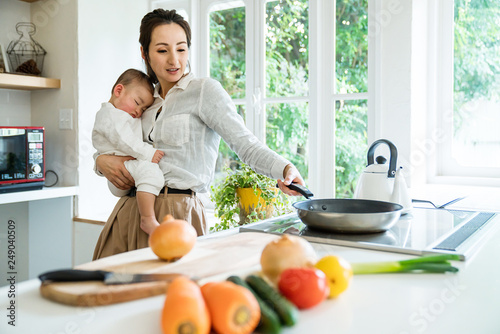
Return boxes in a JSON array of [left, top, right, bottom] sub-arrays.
[[210, 163, 293, 231]]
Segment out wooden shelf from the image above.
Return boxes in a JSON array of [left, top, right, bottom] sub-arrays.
[[0, 73, 60, 90]]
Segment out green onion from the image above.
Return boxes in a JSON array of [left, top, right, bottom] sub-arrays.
[[351, 254, 461, 275]]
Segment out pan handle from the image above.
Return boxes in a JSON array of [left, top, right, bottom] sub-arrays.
[[283, 183, 315, 199]]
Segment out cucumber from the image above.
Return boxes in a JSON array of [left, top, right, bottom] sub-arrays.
[[245, 275, 299, 327], [227, 275, 282, 334]]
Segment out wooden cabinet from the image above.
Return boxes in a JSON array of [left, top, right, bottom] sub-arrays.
[[0, 73, 60, 90]]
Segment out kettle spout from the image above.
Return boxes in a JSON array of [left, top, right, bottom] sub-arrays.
[[390, 167, 412, 213]]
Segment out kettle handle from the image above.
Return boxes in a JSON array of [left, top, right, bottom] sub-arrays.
[[367, 139, 398, 178]]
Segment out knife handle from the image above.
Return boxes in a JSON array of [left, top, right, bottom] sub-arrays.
[[38, 269, 110, 283]]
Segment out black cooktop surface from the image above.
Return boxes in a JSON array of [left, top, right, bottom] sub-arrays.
[[240, 207, 496, 260]]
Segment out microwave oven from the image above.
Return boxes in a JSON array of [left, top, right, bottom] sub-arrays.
[[0, 126, 45, 193]]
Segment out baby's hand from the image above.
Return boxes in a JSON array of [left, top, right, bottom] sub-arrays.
[[152, 150, 164, 163]]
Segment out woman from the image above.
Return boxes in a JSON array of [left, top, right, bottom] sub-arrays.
[[93, 9, 305, 260]]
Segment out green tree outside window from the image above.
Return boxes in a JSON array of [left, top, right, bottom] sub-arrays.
[[209, 0, 369, 198]]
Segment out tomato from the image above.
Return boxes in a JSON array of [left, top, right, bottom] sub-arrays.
[[314, 255, 353, 298], [277, 267, 329, 309]]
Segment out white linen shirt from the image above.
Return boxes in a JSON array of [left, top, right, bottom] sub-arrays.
[[142, 73, 290, 193]]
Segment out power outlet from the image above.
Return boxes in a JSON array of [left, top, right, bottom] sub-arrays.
[[59, 109, 73, 130]]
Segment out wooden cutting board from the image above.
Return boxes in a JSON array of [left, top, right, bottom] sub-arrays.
[[40, 232, 279, 306]]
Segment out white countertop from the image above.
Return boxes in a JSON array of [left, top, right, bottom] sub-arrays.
[[0, 186, 79, 205], [2, 211, 500, 334], [410, 184, 500, 213]]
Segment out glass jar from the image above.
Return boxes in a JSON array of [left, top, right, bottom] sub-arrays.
[[6, 22, 46, 76]]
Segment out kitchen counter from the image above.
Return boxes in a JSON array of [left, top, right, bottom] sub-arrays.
[[2, 214, 500, 334]]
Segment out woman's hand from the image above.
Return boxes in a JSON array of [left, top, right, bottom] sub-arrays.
[[277, 164, 305, 196], [96, 155, 135, 190]]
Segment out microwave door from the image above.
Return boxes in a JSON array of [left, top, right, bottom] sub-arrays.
[[0, 131, 28, 182]]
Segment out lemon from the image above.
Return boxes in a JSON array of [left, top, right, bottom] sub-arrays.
[[314, 255, 353, 298]]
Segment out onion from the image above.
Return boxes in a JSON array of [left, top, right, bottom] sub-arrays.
[[260, 235, 317, 284], [149, 214, 197, 261]]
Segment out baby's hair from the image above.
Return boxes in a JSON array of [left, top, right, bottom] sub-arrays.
[[112, 69, 154, 95]]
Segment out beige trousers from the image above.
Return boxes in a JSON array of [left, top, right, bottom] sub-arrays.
[[92, 191, 206, 260]]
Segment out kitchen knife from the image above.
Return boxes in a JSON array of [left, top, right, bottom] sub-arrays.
[[38, 269, 186, 285]]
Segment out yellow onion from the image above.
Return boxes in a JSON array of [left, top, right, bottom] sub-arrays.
[[149, 214, 197, 261], [260, 235, 317, 284]]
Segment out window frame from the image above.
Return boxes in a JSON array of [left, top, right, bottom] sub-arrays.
[[427, 0, 500, 187]]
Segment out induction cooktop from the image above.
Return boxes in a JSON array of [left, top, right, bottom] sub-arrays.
[[239, 207, 497, 260]]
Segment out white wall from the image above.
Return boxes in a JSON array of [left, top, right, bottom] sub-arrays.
[[411, 0, 430, 187], [30, 0, 79, 187], [0, 0, 30, 54], [0, 0, 31, 125], [370, 0, 413, 184], [77, 0, 151, 220]]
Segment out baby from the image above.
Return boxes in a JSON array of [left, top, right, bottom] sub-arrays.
[[92, 68, 164, 234]]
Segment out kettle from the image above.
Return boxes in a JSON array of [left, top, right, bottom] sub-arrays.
[[354, 139, 412, 214]]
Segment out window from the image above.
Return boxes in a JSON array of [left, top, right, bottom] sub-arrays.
[[264, 0, 310, 180], [207, 1, 247, 180], [201, 0, 369, 197], [452, 0, 500, 170], [334, 0, 368, 197], [435, 0, 500, 183], [205, 0, 313, 186]]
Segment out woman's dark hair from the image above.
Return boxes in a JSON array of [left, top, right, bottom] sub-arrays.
[[139, 9, 191, 84]]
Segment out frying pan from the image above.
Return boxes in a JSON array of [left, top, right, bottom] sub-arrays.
[[286, 183, 403, 233]]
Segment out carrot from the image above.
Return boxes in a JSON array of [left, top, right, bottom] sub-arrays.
[[161, 276, 211, 334], [201, 281, 261, 334]]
